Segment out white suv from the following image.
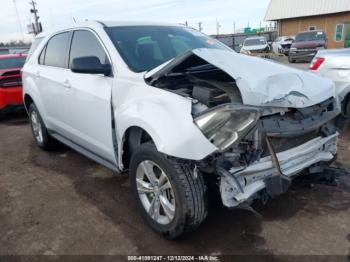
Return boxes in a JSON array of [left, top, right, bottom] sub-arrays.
[[23, 21, 344, 239]]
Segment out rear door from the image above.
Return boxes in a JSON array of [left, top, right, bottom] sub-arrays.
[[37, 31, 72, 135], [63, 29, 116, 164]]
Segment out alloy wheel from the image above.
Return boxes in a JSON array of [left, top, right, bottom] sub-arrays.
[[30, 110, 44, 144], [136, 160, 176, 225]]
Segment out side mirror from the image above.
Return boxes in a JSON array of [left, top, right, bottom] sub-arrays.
[[71, 56, 112, 76]]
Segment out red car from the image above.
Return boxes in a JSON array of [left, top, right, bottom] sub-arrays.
[[0, 54, 27, 116]]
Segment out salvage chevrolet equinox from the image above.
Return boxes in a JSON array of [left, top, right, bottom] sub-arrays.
[[22, 21, 346, 239]]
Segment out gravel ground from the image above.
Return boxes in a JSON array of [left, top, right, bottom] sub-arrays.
[[0, 61, 349, 257]]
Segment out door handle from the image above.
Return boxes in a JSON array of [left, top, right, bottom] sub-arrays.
[[63, 80, 71, 89], [35, 71, 41, 78]]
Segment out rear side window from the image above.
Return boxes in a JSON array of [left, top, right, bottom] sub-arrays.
[[69, 30, 109, 67], [43, 32, 71, 68]]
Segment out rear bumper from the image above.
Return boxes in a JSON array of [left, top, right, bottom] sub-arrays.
[[220, 132, 338, 207], [0, 87, 23, 110]]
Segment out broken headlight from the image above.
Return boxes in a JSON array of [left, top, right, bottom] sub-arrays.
[[194, 105, 260, 151]]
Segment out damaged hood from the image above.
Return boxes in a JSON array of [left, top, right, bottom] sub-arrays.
[[145, 48, 335, 108]]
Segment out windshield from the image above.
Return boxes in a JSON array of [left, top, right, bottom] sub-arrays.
[[0, 57, 26, 70], [295, 32, 325, 42], [105, 26, 229, 72], [244, 38, 266, 46]]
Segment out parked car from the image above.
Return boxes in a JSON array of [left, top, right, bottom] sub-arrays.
[[0, 54, 27, 117], [240, 36, 270, 54], [289, 30, 327, 63], [23, 21, 345, 239], [272, 36, 294, 55], [310, 48, 350, 116]]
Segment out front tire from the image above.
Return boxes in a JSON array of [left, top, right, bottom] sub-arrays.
[[130, 144, 207, 239], [28, 103, 57, 150]]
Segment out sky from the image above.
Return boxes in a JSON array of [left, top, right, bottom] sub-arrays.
[[0, 0, 271, 42]]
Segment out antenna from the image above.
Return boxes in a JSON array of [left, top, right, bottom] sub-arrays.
[[73, 17, 77, 23]]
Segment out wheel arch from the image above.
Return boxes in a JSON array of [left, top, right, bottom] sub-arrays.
[[24, 93, 34, 112], [119, 126, 155, 170]]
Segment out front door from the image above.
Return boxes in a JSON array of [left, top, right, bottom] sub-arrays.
[[64, 30, 116, 165]]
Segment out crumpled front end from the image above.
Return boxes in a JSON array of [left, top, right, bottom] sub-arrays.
[[207, 98, 345, 207], [145, 47, 346, 207]]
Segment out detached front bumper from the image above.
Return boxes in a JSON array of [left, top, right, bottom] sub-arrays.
[[220, 132, 338, 207]]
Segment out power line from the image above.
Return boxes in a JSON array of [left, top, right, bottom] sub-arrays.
[[12, 0, 25, 41]]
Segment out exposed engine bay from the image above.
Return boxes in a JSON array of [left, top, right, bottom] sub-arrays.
[[146, 55, 243, 109], [146, 50, 346, 208]]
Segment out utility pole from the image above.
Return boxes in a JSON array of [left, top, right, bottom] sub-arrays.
[[216, 18, 221, 35], [197, 22, 203, 32], [29, 0, 42, 35]]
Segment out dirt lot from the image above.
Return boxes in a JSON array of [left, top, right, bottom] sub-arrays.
[[1, 57, 350, 256], [0, 113, 349, 257]]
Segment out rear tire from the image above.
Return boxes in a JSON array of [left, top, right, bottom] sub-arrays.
[[28, 103, 58, 150], [130, 143, 207, 239]]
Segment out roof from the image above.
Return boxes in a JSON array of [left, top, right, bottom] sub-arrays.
[[101, 21, 178, 27], [41, 20, 184, 39], [265, 0, 350, 21]]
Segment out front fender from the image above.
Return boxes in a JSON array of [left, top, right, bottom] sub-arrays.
[[116, 88, 217, 163]]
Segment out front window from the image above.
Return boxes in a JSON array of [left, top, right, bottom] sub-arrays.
[[244, 38, 267, 46], [295, 31, 325, 42], [0, 57, 26, 70], [105, 26, 229, 72]]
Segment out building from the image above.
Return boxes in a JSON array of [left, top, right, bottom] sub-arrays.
[[265, 0, 350, 48]]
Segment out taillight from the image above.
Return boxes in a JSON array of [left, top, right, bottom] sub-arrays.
[[310, 57, 325, 71]]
